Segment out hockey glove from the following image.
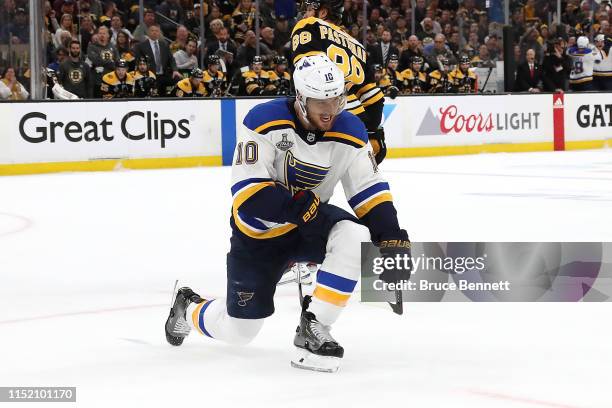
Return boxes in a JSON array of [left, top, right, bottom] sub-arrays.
[[286, 190, 321, 226], [378, 229, 412, 284], [368, 127, 387, 164]]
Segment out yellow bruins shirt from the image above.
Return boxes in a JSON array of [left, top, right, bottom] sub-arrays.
[[100, 71, 135, 99]]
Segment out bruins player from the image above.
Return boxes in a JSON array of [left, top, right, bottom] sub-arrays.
[[384, 54, 406, 98], [100, 59, 135, 99], [131, 57, 158, 98], [374, 64, 392, 95], [291, 0, 387, 164], [203, 55, 227, 97], [239, 56, 277, 96], [268, 56, 292, 95], [171, 67, 207, 97], [401, 56, 428, 93], [449, 55, 478, 93], [427, 57, 453, 93]]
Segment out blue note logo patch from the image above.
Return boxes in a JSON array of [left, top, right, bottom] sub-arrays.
[[237, 291, 254, 307], [284, 151, 330, 195]]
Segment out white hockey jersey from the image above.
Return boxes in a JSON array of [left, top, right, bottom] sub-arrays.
[[567, 46, 596, 84], [593, 46, 612, 77], [230, 98, 398, 241]]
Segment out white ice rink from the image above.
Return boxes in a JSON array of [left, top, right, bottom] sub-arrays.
[[1, 150, 611, 408]]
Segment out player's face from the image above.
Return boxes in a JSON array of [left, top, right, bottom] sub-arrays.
[[306, 95, 346, 131], [191, 77, 202, 86], [277, 63, 287, 72], [389, 61, 398, 70], [209, 63, 219, 73], [412, 62, 422, 72], [116, 67, 127, 78], [138, 62, 148, 72], [252, 62, 262, 73], [374, 71, 383, 81], [460, 62, 469, 71]]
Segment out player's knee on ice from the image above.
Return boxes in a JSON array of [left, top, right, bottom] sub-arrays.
[[223, 316, 264, 346]]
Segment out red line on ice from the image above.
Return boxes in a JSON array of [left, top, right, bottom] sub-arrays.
[[0, 304, 168, 325], [466, 389, 582, 408]]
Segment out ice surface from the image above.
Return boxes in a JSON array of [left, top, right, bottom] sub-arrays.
[[1, 150, 611, 408]]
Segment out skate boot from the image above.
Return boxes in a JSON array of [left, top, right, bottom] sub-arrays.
[[165, 286, 204, 346], [291, 296, 344, 373], [278, 262, 316, 286]]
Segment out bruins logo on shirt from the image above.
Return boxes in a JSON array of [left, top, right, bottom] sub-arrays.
[[69, 69, 83, 84], [101, 49, 114, 62], [284, 151, 330, 195]]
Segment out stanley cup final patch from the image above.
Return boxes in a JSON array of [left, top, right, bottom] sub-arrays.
[[276, 134, 294, 151]]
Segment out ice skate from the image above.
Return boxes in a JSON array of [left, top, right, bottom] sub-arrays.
[[291, 296, 344, 373], [278, 262, 316, 286], [165, 284, 204, 346]]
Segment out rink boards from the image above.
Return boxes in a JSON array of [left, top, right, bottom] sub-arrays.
[[0, 93, 610, 175]]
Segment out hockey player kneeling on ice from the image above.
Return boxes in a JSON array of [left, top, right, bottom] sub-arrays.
[[165, 54, 411, 373]]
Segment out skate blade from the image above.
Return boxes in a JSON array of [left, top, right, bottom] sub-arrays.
[[278, 271, 313, 286], [290, 347, 340, 373]]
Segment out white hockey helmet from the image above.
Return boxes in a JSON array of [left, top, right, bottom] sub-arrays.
[[293, 54, 346, 122], [577, 36, 589, 48]]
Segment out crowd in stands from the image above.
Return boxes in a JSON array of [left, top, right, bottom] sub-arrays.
[[0, 0, 611, 100]]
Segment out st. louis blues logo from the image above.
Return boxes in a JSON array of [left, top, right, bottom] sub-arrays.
[[237, 291, 254, 307], [284, 151, 330, 195]]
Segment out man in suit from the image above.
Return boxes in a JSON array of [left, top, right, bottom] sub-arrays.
[[134, 24, 181, 96], [515, 48, 543, 92], [205, 27, 238, 81], [367, 30, 399, 67]]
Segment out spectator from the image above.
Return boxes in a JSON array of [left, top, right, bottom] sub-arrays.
[[519, 25, 544, 63], [260, 27, 276, 54], [170, 25, 190, 54], [133, 24, 181, 96], [273, 15, 291, 52], [0, 67, 29, 100], [463, 32, 481, 58], [417, 17, 436, 41], [3, 7, 29, 44], [426, 33, 457, 68], [79, 15, 95, 53], [236, 30, 271, 68], [471, 44, 496, 68], [232, 0, 257, 32], [48, 47, 68, 72], [87, 26, 119, 98], [399, 35, 425, 71], [174, 38, 199, 73], [486, 35, 501, 60], [133, 9, 156, 42], [542, 38, 571, 92], [206, 27, 238, 58], [116, 31, 135, 71], [206, 19, 225, 47], [515, 48, 543, 92], [58, 40, 92, 98], [369, 30, 400, 67], [156, 0, 185, 36], [110, 15, 133, 46]]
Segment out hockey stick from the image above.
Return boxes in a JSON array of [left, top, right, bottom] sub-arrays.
[[389, 289, 403, 315]]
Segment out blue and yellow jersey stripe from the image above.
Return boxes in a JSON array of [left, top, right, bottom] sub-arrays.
[[348, 182, 393, 218], [312, 270, 357, 307], [231, 178, 297, 239]]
